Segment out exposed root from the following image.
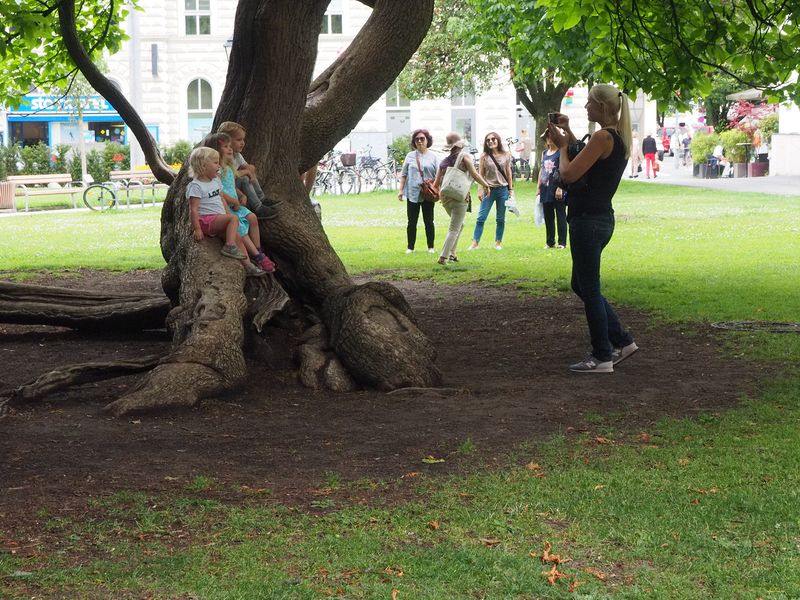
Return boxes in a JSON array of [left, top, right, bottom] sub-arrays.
[[0, 281, 169, 331], [0, 355, 162, 416], [322, 281, 441, 391]]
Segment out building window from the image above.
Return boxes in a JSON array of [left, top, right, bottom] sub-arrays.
[[90, 123, 126, 143], [321, 0, 343, 34], [187, 78, 213, 142], [386, 82, 410, 108], [451, 84, 476, 107], [185, 0, 211, 35]]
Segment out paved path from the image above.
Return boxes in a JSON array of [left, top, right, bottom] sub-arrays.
[[629, 157, 800, 196]]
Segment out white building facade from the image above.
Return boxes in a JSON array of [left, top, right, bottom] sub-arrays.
[[3, 0, 661, 164]]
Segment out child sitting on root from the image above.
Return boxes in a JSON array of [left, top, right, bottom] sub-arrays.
[[203, 133, 276, 273], [217, 121, 279, 220], [186, 146, 266, 277]]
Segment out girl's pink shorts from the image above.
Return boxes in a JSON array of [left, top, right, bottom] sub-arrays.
[[198, 214, 224, 237]]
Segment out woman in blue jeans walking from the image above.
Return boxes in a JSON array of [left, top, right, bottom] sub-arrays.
[[468, 132, 514, 251], [547, 84, 638, 373]]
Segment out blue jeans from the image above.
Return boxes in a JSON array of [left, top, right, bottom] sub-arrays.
[[472, 186, 508, 243], [569, 213, 633, 362]]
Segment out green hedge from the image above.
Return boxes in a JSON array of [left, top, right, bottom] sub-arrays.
[[0, 140, 192, 183]]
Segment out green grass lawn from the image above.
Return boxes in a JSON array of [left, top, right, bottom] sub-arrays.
[[2, 181, 800, 598]]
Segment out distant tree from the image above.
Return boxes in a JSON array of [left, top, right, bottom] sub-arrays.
[[399, 0, 597, 171], [538, 0, 800, 104]]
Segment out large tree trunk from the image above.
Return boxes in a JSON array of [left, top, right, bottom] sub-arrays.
[[102, 0, 441, 414]]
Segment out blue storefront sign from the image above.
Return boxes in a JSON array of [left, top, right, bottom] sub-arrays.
[[7, 94, 125, 146]]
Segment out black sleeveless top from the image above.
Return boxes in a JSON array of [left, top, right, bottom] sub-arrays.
[[567, 129, 627, 219]]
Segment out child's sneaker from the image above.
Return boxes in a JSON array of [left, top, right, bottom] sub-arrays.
[[254, 252, 276, 273], [611, 342, 638, 365], [243, 262, 267, 277], [221, 244, 246, 260], [569, 354, 613, 373]]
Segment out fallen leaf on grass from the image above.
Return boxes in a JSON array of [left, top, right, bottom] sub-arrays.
[[690, 487, 720, 495], [401, 472, 420, 478], [594, 484, 606, 490], [678, 457, 691, 466], [526, 462, 545, 477], [594, 436, 614, 445], [384, 566, 404, 577], [690, 498, 700, 505], [583, 567, 607, 581], [421, 456, 445, 464], [543, 564, 570, 585], [338, 569, 360, 580], [428, 520, 440, 530], [636, 432, 651, 443], [392, 590, 399, 600], [568, 579, 583, 592], [479, 537, 501, 547], [531, 541, 568, 564]]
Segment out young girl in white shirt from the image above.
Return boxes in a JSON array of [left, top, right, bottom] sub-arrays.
[[186, 147, 266, 276]]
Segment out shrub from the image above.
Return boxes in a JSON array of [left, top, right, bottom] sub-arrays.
[[19, 143, 52, 175], [0, 144, 21, 180], [689, 132, 719, 165], [52, 144, 71, 174], [162, 140, 193, 166], [759, 113, 779, 144], [69, 148, 109, 182], [720, 129, 749, 163], [388, 135, 410, 167], [103, 142, 130, 172]]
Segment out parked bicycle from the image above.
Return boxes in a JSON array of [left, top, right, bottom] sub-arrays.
[[82, 182, 118, 211], [311, 150, 361, 195], [357, 145, 397, 191], [505, 136, 532, 180]]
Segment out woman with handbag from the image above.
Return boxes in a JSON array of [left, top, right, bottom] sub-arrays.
[[538, 129, 567, 249], [433, 132, 491, 265], [397, 128, 439, 254], [468, 132, 514, 251], [547, 83, 638, 374]]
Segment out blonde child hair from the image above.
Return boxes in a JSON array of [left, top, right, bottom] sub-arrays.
[[202, 133, 237, 170], [217, 121, 245, 136], [188, 146, 219, 178], [587, 84, 633, 159]]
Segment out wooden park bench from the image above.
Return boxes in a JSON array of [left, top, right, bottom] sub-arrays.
[[109, 169, 169, 206], [4, 174, 87, 212]]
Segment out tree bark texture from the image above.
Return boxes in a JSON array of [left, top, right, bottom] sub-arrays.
[[0, 281, 169, 331]]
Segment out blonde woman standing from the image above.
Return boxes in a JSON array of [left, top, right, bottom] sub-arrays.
[[547, 84, 638, 373]]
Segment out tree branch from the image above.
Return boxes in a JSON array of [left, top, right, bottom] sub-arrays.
[[57, 0, 175, 185], [299, 0, 434, 171]]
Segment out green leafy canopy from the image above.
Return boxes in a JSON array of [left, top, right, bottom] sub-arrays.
[[399, 0, 597, 101], [536, 0, 800, 104], [0, 0, 131, 108]]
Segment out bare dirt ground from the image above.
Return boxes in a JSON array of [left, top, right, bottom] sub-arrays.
[[0, 269, 776, 523]]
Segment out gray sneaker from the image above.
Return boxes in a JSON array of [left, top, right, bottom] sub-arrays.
[[569, 354, 613, 373], [243, 261, 267, 277], [611, 342, 639, 365], [221, 244, 246, 260]]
